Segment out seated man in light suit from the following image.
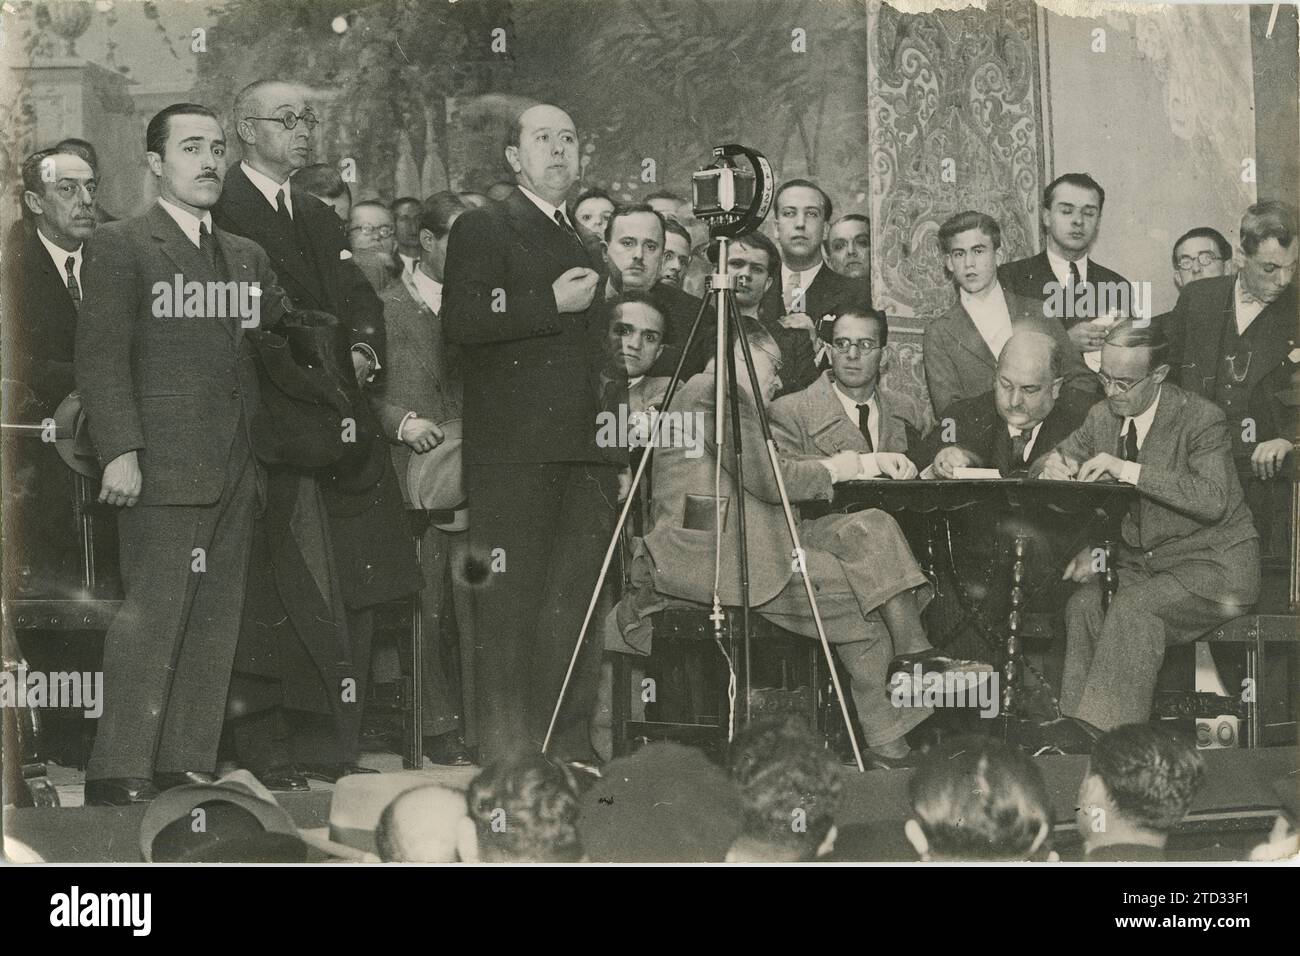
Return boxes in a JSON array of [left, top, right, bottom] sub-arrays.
[[771, 306, 925, 480], [918, 329, 1094, 478], [638, 319, 988, 767], [371, 190, 475, 766], [924, 210, 1096, 418], [1038, 319, 1260, 731]]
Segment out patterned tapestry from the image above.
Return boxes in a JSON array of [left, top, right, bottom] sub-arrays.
[[866, 0, 1044, 322]]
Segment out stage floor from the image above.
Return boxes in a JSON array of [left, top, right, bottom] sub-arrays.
[[5, 746, 1295, 863]]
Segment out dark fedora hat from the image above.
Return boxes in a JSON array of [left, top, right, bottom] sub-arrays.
[[51, 391, 100, 478]]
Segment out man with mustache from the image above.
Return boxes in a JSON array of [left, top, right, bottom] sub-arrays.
[[75, 104, 292, 804]]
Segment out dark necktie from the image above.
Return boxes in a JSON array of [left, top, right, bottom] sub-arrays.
[[553, 209, 584, 247], [64, 255, 81, 310], [1120, 421, 1139, 462], [276, 187, 293, 227], [198, 220, 217, 270], [1010, 429, 1029, 465], [1068, 260, 1081, 288], [857, 403, 874, 451]]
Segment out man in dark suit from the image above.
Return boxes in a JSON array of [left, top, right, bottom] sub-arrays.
[[1167, 201, 1299, 553], [1039, 320, 1260, 731], [919, 329, 1093, 477], [999, 173, 1131, 367], [371, 191, 475, 766], [212, 79, 384, 373], [926, 210, 1096, 418], [1075, 723, 1204, 862], [75, 103, 289, 805], [771, 308, 927, 477], [761, 179, 872, 347], [443, 102, 625, 764], [824, 213, 871, 282], [2, 148, 99, 593]]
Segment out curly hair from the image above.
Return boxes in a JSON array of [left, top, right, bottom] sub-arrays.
[[1090, 724, 1205, 833], [466, 755, 583, 862]]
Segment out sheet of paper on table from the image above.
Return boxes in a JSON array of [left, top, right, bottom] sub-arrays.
[[952, 467, 1004, 480]]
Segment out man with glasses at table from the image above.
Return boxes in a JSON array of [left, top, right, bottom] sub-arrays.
[[214, 78, 385, 378], [1037, 318, 1260, 732], [771, 307, 927, 478]]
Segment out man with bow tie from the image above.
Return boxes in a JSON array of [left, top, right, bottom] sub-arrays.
[[1039, 319, 1260, 731]]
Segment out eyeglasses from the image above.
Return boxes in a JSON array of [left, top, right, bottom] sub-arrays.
[[244, 109, 319, 131], [1175, 251, 1222, 270], [1096, 371, 1151, 394], [349, 224, 395, 238], [831, 338, 882, 355]]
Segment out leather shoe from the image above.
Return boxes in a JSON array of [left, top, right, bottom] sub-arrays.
[[257, 765, 310, 792], [153, 770, 216, 791], [84, 777, 160, 806], [1033, 716, 1103, 755], [299, 763, 379, 784], [423, 732, 474, 767]]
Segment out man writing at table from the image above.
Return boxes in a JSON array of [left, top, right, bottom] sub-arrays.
[[771, 307, 925, 478], [1038, 319, 1260, 731], [920, 329, 1093, 478]]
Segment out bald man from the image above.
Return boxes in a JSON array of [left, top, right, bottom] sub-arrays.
[[918, 329, 1095, 478], [375, 785, 470, 863], [443, 103, 624, 765]]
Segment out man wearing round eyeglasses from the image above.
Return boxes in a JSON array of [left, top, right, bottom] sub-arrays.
[[1170, 227, 1232, 291], [348, 199, 400, 293], [772, 308, 925, 480], [1167, 201, 1299, 554], [1038, 318, 1259, 732]]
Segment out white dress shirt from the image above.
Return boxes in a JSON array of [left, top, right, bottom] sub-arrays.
[[411, 266, 443, 315], [399, 252, 419, 276], [960, 282, 1014, 359], [1008, 420, 1045, 463], [1118, 387, 1161, 485], [35, 226, 83, 287], [1046, 247, 1088, 287], [828, 382, 891, 479], [156, 197, 214, 248], [1234, 277, 1266, 334], [244, 161, 293, 217], [781, 260, 823, 313]]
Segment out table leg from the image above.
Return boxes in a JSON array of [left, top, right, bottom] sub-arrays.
[[1004, 535, 1027, 716], [1101, 540, 1118, 613]]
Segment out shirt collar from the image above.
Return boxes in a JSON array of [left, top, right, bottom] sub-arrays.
[[156, 197, 213, 248], [960, 281, 1009, 315], [517, 185, 571, 228], [1007, 420, 1044, 441], [35, 226, 82, 275], [783, 260, 823, 289], [409, 265, 443, 312], [831, 379, 877, 415], [242, 161, 293, 216], [1046, 247, 1088, 286], [1124, 387, 1162, 445]]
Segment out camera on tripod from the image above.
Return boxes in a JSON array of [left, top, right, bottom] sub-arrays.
[[691, 144, 774, 238]]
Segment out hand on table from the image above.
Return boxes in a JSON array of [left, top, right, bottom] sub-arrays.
[[875, 452, 919, 480], [825, 450, 862, 483], [1077, 452, 1125, 483], [931, 446, 974, 479], [1039, 450, 1080, 481]]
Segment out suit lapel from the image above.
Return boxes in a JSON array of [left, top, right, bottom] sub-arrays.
[[504, 188, 593, 273], [395, 271, 442, 382], [806, 375, 868, 454], [875, 387, 906, 453], [1251, 288, 1299, 386], [949, 301, 997, 369], [222, 166, 322, 305]]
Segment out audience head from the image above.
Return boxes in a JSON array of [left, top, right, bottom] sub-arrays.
[[21, 148, 97, 247], [458, 190, 489, 208], [773, 178, 833, 270], [578, 742, 742, 862], [505, 103, 579, 206], [660, 219, 693, 288], [726, 715, 843, 862], [606, 292, 666, 379], [233, 79, 315, 181], [939, 210, 1002, 295], [825, 213, 871, 279], [603, 203, 666, 294], [391, 196, 424, 255], [906, 738, 1054, 861], [375, 784, 470, 863], [293, 162, 352, 220], [829, 308, 888, 394], [1041, 172, 1105, 259], [571, 187, 614, 243], [728, 317, 783, 402], [145, 103, 226, 215], [1098, 317, 1170, 418], [1171, 226, 1232, 289], [347, 199, 396, 256], [712, 231, 781, 312], [1077, 724, 1205, 853], [995, 329, 1063, 432], [644, 189, 686, 220], [418, 190, 469, 282], [1237, 200, 1298, 305], [53, 137, 100, 174], [464, 754, 583, 862]]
